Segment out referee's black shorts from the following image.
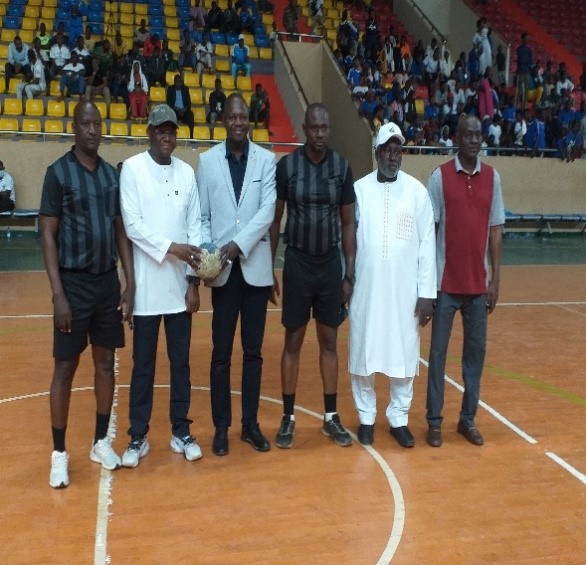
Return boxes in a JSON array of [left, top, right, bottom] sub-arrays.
[[53, 268, 125, 360], [281, 245, 344, 330]]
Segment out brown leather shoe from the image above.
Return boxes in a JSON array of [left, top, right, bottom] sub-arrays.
[[457, 421, 484, 446], [426, 426, 442, 447]]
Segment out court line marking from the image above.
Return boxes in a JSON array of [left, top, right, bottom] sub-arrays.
[[557, 305, 586, 318], [0, 385, 404, 564], [419, 358, 586, 487]]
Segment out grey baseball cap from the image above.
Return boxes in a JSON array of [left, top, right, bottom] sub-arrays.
[[147, 104, 178, 127]]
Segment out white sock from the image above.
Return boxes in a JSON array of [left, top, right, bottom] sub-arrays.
[[324, 412, 337, 422], [284, 414, 295, 421]]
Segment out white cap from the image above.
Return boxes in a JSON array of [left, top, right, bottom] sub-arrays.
[[375, 122, 405, 147], [238, 33, 245, 40]]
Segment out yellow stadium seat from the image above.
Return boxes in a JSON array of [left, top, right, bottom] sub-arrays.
[[49, 80, 61, 97], [167, 28, 180, 41], [259, 48, 272, 60], [0, 118, 19, 132], [215, 44, 229, 57], [189, 88, 203, 105], [41, 7, 56, 19], [241, 91, 252, 105], [25, 5, 39, 18], [193, 107, 206, 123], [163, 0, 175, 5], [183, 73, 199, 88], [22, 17, 37, 30], [216, 59, 230, 73], [1, 29, 17, 43], [110, 122, 129, 136], [28, 0, 43, 6], [44, 0, 58, 7], [212, 126, 227, 141], [262, 14, 274, 25], [193, 126, 211, 140], [0, 83, 5, 95], [326, 29, 337, 42], [163, 5, 175, 17], [120, 3, 133, 13], [0, 5, 5, 17], [415, 98, 425, 115], [168, 40, 180, 53], [8, 78, 22, 95], [44, 120, 64, 134], [248, 47, 259, 59], [120, 25, 133, 38], [21, 118, 42, 133], [150, 86, 166, 102], [236, 76, 252, 91], [3, 98, 22, 116], [25, 99, 44, 117], [177, 125, 191, 139], [166, 70, 179, 85], [166, 17, 178, 29], [242, 33, 254, 47], [201, 74, 216, 90], [47, 100, 66, 117], [135, 4, 148, 15], [119, 13, 133, 25], [0, 44, 8, 58], [220, 74, 234, 90], [67, 101, 78, 117], [94, 102, 108, 120], [109, 103, 127, 120], [130, 123, 148, 137], [20, 30, 34, 43], [252, 129, 270, 143]]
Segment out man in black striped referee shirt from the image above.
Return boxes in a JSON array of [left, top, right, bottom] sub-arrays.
[[270, 103, 356, 449]]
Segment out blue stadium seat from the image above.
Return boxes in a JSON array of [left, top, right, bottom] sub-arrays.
[[7, 5, 25, 17], [253, 24, 265, 35], [88, 10, 102, 23], [149, 5, 163, 17], [190, 30, 203, 42], [54, 19, 70, 31], [3, 16, 22, 29], [178, 6, 190, 19], [57, 8, 71, 21], [211, 31, 227, 44], [225, 33, 239, 45], [255, 35, 270, 48], [12, 0, 28, 4], [150, 27, 166, 39], [179, 18, 190, 30], [150, 16, 164, 28], [60, 0, 73, 9], [177, 0, 190, 7], [89, 1, 102, 11], [89, 23, 103, 35]]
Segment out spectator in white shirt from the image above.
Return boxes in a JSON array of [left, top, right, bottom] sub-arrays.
[[16, 49, 46, 102], [0, 161, 15, 213], [5, 36, 30, 92], [196, 34, 214, 78], [58, 51, 86, 100], [49, 33, 71, 80], [556, 70, 574, 96]]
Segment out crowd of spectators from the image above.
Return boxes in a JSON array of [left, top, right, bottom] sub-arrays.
[[334, 9, 586, 159]]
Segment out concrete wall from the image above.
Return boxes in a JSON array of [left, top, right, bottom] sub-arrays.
[[410, 0, 451, 37], [280, 42, 323, 104], [6, 137, 584, 215]]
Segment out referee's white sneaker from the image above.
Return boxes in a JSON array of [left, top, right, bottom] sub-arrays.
[[50, 450, 69, 489], [90, 438, 122, 470], [170, 435, 202, 461], [122, 436, 150, 468]]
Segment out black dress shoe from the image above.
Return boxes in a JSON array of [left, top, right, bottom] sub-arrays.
[[357, 424, 374, 446], [457, 421, 484, 446], [212, 427, 229, 456], [241, 424, 271, 452], [426, 426, 442, 447], [389, 425, 415, 448]]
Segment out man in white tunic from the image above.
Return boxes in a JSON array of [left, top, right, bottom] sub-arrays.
[[120, 104, 204, 467], [349, 123, 436, 447]]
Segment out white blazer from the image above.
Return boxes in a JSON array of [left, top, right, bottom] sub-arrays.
[[197, 139, 276, 287]]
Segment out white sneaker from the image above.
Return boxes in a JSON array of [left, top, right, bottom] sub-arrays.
[[90, 438, 122, 470], [170, 435, 202, 462], [122, 437, 150, 468], [50, 450, 69, 489]]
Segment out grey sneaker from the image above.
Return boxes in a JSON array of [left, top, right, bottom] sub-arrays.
[[322, 414, 353, 447], [276, 415, 295, 449], [50, 450, 69, 489], [170, 435, 202, 461], [122, 436, 150, 468], [90, 438, 122, 470]]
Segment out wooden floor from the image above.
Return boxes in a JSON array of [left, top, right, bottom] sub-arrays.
[[0, 266, 584, 564]]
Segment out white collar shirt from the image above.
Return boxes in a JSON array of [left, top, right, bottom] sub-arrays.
[[49, 44, 70, 66], [120, 151, 202, 315], [0, 172, 15, 202]]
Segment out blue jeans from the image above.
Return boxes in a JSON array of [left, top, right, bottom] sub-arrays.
[[128, 312, 193, 438], [210, 259, 270, 428], [59, 74, 85, 96], [426, 292, 487, 428]]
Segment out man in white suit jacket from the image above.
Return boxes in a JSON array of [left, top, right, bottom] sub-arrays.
[[197, 94, 277, 456]]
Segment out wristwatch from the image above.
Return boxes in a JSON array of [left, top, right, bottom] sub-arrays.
[[186, 275, 200, 286], [343, 274, 355, 285]]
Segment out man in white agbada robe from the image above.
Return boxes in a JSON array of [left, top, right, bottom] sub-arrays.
[[349, 123, 436, 447]]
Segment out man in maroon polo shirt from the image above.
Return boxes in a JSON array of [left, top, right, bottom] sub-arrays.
[[425, 114, 505, 448]]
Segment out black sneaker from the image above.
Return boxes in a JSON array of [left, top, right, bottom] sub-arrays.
[[322, 414, 353, 447], [276, 415, 295, 449], [357, 424, 374, 446]]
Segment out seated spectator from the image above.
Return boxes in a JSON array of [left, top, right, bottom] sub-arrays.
[[143, 33, 161, 59], [72, 35, 93, 76], [86, 40, 113, 107], [283, 0, 299, 37], [560, 121, 582, 162], [223, 0, 240, 35], [558, 98, 575, 129], [207, 1, 224, 32], [111, 53, 131, 104], [166, 74, 195, 138], [231, 35, 251, 80], [239, 7, 255, 34], [0, 161, 15, 214], [81, 25, 95, 53], [57, 51, 85, 100], [31, 37, 50, 85], [556, 70, 574, 97], [68, 3, 86, 49], [196, 34, 214, 77], [352, 75, 370, 100], [513, 109, 527, 150], [49, 33, 71, 81], [129, 80, 149, 120], [358, 89, 378, 121], [208, 77, 227, 126], [134, 19, 150, 48], [249, 83, 271, 132], [372, 104, 387, 131], [525, 110, 546, 157], [50, 22, 70, 49], [5, 36, 31, 93], [190, 0, 208, 31], [161, 39, 178, 72], [112, 32, 129, 59], [454, 51, 468, 83], [36, 23, 52, 62], [347, 58, 362, 88], [438, 125, 454, 155], [488, 114, 502, 148], [146, 46, 166, 86], [178, 30, 196, 72], [15, 49, 44, 104], [128, 60, 149, 94]]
